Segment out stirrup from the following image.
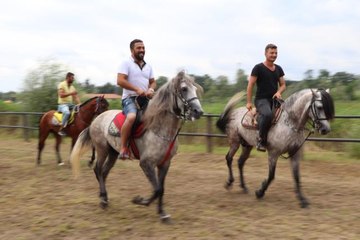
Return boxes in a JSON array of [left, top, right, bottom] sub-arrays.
[[256, 141, 266, 152]]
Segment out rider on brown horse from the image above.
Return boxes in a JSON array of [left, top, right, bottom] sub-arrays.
[[57, 72, 81, 136]]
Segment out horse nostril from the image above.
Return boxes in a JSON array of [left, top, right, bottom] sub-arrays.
[[320, 128, 329, 135]]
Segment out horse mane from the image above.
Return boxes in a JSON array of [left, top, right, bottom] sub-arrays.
[[284, 88, 335, 120], [319, 89, 335, 120], [80, 96, 98, 107], [142, 71, 197, 129]]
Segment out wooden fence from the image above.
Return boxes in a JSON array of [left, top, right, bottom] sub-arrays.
[[0, 112, 359, 153]]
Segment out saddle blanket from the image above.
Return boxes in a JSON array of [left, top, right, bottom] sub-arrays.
[[108, 112, 144, 137], [108, 112, 145, 160], [52, 111, 75, 126]]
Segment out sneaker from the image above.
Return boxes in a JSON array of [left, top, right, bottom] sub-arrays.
[[256, 141, 266, 152], [58, 130, 66, 136], [118, 148, 130, 160]]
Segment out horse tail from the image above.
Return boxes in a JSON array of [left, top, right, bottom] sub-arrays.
[[216, 92, 245, 133], [70, 127, 93, 178]]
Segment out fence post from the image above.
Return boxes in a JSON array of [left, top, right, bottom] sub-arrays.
[[206, 116, 213, 153], [23, 113, 29, 142]]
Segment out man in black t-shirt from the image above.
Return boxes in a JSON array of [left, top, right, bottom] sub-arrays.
[[246, 44, 286, 151]]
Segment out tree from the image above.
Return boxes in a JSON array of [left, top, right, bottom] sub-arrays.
[[193, 74, 214, 93], [20, 59, 70, 112], [234, 68, 248, 92], [156, 76, 168, 89], [96, 82, 118, 94], [82, 79, 96, 93]]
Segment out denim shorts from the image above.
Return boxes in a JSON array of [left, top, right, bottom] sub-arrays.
[[122, 97, 138, 115]]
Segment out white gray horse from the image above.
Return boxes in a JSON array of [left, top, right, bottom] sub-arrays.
[[216, 89, 335, 208], [70, 71, 203, 222]]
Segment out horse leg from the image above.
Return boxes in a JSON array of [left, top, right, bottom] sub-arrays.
[[156, 162, 171, 223], [238, 145, 253, 193], [88, 147, 96, 168], [55, 134, 63, 165], [132, 159, 159, 207], [290, 149, 309, 208], [37, 128, 50, 165], [224, 142, 240, 189], [255, 155, 278, 199], [94, 148, 114, 208]]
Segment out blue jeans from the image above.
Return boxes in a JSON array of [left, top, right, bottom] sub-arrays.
[[58, 104, 74, 127], [121, 97, 138, 115]]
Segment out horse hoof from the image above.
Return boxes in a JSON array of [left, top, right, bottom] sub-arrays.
[[224, 182, 233, 190], [300, 200, 310, 208], [160, 214, 172, 224], [255, 190, 264, 199], [58, 162, 64, 166], [241, 187, 249, 194], [100, 199, 108, 209], [132, 195, 143, 204], [132, 196, 149, 206]]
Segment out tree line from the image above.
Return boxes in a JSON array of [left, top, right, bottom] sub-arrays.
[[0, 60, 359, 113]]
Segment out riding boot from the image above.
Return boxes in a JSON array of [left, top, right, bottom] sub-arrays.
[[256, 137, 267, 152], [58, 124, 67, 136]]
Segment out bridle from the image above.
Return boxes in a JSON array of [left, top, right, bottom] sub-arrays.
[[75, 96, 108, 126], [173, 83, 199, 120], [309, 89, 330, 131], [94, 96, 107, 115]]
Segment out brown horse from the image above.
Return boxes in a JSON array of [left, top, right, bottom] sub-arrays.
[[37, 96, 109, 165]]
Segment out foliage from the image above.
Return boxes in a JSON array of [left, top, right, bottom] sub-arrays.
[[0, 100, 21, 111], [19, 59, 71, 112], [156, 76, 168, 89], [1, 63, 359, 157]]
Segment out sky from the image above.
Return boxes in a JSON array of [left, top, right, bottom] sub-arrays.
[[1, 0, 360, 92]]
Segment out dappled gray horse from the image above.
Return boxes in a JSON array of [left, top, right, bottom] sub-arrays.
[[216, 89, 334, 208], [71, 71, 203, 222]]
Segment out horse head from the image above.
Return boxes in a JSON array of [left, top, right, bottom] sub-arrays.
[[94, 95, 109, 115], [172, 71, 204, 120], [309, 89, 335, 135]]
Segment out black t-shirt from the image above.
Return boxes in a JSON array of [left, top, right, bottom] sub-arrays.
[[251, 63, 285, 100]]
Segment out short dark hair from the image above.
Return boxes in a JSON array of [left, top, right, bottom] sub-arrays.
[[130, 39, 143, 50], [265, 43, 277, 52], [66, 72, 74, 79]]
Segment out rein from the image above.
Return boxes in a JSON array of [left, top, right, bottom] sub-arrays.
[[158, 86, 198, 166], [280, 89, 325, 159], [157, 122, 184, 167], [75, 97, 105, 127]]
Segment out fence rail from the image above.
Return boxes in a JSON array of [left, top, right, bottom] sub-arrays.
[[1, 112, 359, 152]]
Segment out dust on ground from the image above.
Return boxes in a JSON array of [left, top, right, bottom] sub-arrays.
[[0, 139, 359, 240]]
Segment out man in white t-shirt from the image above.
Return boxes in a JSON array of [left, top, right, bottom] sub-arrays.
[[117, 39, 156, 159]]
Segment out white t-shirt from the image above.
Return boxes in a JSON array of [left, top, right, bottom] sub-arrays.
[[118, 57, 154, 99]]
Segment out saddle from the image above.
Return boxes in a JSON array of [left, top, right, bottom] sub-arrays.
[[52, 107, 76, 126], [241, 98, 284, 129], [108, 96, 149, 159]]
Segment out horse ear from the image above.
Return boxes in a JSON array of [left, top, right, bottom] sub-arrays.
[[325, 89, 330, 93]]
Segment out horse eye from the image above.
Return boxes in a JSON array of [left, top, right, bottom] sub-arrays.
[[181, 87, 188, 92]]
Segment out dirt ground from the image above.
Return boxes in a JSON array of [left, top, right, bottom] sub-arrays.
[[0, 138, 359, 240]]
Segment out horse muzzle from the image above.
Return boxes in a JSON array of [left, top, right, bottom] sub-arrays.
[[192, 108, 204, 120], [316, 121, 331, 135]]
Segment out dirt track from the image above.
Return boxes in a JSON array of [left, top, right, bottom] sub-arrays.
[[0, 139, 359, 239]]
